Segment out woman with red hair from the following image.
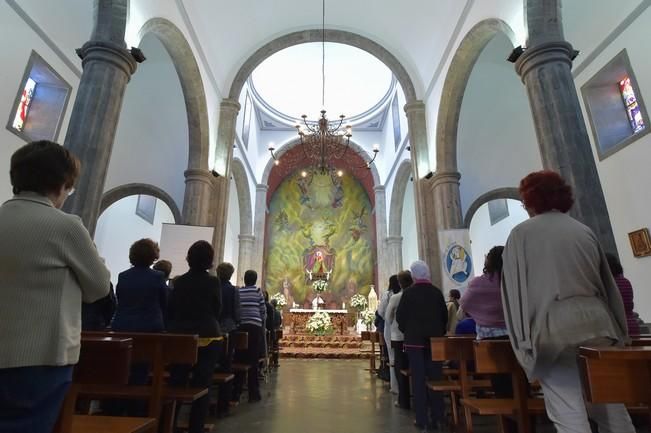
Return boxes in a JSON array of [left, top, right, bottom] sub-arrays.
[[501, 171, 634, 433]]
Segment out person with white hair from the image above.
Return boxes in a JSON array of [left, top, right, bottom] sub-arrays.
[[396, 260, 448, 432]]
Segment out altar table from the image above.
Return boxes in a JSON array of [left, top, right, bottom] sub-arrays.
[[287, 309, 351, 335]]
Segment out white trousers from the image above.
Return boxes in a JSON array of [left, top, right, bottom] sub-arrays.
[[537, 347, 636, 433]]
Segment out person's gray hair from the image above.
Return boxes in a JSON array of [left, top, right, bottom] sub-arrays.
[[410, 260, 430, 281]]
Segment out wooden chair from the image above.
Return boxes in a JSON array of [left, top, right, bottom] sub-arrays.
[[461, 339, 546, 433], [362, 331, 379, 372], [429, 336, 491, 429], [55, 336, 157, 433], [79, 331, 206, 433]]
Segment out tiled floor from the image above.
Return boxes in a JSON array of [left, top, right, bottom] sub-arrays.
[[208, 359, 649, 433]]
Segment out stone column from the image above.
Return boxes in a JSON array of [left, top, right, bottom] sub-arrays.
[[251, 184, 269, 276], [404, 101, 442, 285], [211, 99, 241, 259], [431, 171, 463, 230], [182, 168, 214, 226], [386, 235, 404, 276], [63, 0, 138, 234], [237, 234, 255, 287], [374, 185, 389, 293], [516, 0, 617, 253]]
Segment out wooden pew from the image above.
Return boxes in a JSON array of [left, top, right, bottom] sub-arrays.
[[80, 331, 207, 433], [55, 336, 157, 433], [361, 331, 378, 372], [461, 339, 545, 433], [429, 336, 491, 429], [578, 345, 651, 418]]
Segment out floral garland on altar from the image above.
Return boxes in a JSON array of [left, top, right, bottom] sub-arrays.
[[305, 311, 333, 336], [270, 293, 287, 310], [350, 293, 367, 312], [312, 279, 328, 293]]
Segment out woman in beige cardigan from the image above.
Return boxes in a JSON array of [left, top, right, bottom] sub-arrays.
[[501, 171, 634, 433], [0, 140, 110, 433]]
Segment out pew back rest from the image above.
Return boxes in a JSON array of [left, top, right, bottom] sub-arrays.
[[578, 350, 650, 404], [232, 331, 249, 351], [431, 336, 475, 361], [75, 336, 133, 384], [473, 340, 519, 374], [82, 331, 198, 366]]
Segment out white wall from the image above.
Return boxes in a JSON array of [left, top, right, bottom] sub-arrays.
[[573, 5, 651, 320], [105, 34, 188, 209], [457, 33, 541, 216], [95, 195, 175, 285], [401, 178, 419, 268], [223, 176, 240, 283], [0, 1, 81, 202], [468, 199, 528, 271]]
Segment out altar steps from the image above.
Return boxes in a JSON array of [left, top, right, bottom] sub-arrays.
[[279, 334, 372, 359]]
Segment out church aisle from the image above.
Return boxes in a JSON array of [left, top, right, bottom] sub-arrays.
[[213, 359, 414, 433]]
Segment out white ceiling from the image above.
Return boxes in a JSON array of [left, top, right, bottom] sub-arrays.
[[180, 0, 470, 97]]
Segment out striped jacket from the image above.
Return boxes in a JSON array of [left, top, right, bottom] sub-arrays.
[[238, 285, 266, 327]]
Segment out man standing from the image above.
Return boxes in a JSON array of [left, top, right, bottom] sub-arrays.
[[233, 270, 266, 403]]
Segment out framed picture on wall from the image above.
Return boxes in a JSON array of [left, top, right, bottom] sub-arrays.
[[136, 195, 156, 225], [628, 228, 651, 258]]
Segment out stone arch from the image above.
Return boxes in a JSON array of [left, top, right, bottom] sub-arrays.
[[463, 187, 520, 228], [436, 19, 517, 172], [137, 18, 210, 170], [100, 183, 182, 223], [260, 137, 382, 188], [231, 158, 253, 236], [228, 29, 417, 103], [388, 160, 413, 237]]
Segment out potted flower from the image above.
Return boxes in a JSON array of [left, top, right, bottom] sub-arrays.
[[360, 309, 375, 331], [305, 311, 333, 336], [270, 292, 287, 310], [349, 293, 368, 312]]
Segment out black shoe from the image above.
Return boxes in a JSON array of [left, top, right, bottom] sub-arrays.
[[248, 395, 262, 403]]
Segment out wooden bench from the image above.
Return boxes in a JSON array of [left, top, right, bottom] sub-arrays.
[[55, 336, 157, 433], [231, 331, 251, 374], [461, 339, 546, 433], [361, 331, 379, 372], [429, 336, 491, 429], [578, 345, 651, 417], [80, 331, 207, 433]]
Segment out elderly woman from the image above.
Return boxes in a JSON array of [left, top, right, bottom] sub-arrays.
[[0, 140, 110, 433], [386, 270, 412, 409], [501, 170, 634, 433]]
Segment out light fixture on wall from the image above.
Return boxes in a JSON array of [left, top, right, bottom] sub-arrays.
[[267, 0, 379, 172]]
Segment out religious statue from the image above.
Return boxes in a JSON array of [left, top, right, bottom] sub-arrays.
[[367, 285, 378, 312], [303, 245, 335, 282]]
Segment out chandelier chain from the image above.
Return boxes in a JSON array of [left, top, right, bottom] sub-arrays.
[[322, 0, 325, 109]]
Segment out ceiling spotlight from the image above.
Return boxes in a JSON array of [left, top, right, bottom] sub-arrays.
[[337, 170, 343, 177], [274, 160, 280, 166]]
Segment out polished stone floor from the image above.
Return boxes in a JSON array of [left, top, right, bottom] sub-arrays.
[[209, 359, 648, 433]]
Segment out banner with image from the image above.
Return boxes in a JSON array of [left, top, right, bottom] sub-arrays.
[[438, 229, 474, 293]]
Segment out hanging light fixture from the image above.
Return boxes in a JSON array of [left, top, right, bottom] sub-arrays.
[[268, 0, 379, 172]]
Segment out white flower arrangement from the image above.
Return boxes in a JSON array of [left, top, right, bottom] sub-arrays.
[[350, 293, 368, 311], [305, 311, 333, 335], [360, 309, 375, 326], [270, 292, 287, 310], [312, 279, 328, 293]]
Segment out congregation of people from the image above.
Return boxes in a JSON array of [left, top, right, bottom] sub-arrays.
[[376, 170, 646, 433], [0, 140, 282, 433]]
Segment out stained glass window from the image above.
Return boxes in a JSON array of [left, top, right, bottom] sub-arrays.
[[12, 77, 37, 132], [619, 77, 645, 134]]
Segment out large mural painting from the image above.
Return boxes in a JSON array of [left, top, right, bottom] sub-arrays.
[[265, 167, 374, 308]]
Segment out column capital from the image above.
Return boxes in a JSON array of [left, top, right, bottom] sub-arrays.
[[515, 41, 574, 82], [77, 41, 137, 76], [386, 236, 403, 244], [184, 168, 214, 186], [404, 100, 426, 116], [220, 98, 241, 115], [430, 171, 461, 190], [373, 185, 386, 194], [256, 184, 269, 193], [238, 234, 255, 243]]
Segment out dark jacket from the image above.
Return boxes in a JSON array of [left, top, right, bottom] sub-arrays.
[[396, 281, 448, 346], [265, 302, 275, 332], [82, 284, 117, 331], [219, 280, 241, 333], [167, 270, 222, 337], [112, 267, 168, 332]]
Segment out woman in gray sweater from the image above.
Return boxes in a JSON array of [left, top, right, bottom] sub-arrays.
[[501, 171, 633, 433], [0, 141, 110, 433]]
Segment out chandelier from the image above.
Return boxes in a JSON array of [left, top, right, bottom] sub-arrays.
[[268, 0, 379, 172]]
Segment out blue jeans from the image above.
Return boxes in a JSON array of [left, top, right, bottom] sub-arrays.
[[406, 346, 444, 428], [0, 365, 73, 433]]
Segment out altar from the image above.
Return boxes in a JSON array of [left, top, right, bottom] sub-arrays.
[[287, 309, 351, 335]]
